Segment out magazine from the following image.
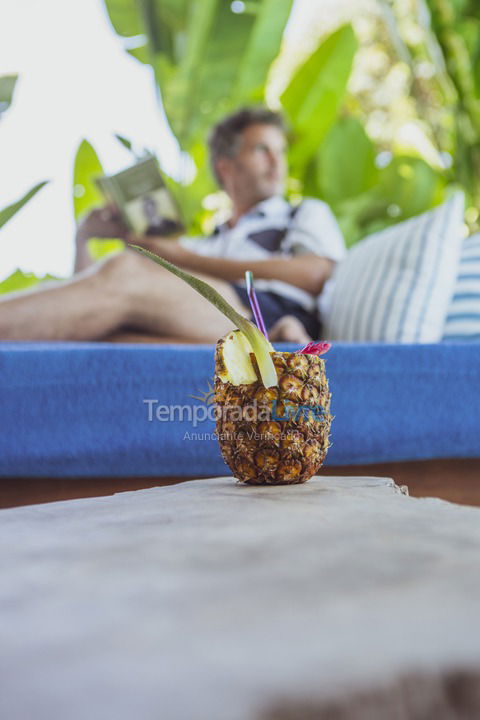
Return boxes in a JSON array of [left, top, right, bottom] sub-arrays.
[[96, 155, 184, 237]]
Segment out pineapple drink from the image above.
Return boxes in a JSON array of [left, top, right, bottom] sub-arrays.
[[214, 331, 331, 484], [130, 246, 332, 485]]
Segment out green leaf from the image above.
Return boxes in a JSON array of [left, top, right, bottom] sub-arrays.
[[281, 25, 358, 170], [315, 116, 378, 205], [0, 269, 61, 295], [87, 237, 126, 261], [159, 0, 233, 145], [104, 0, 292, 146], [0, 74, 18, 116], [115, 133, 133, 151], [230, 0, 293, 104], [334, 190, 390, 248], [155, 0, 292, 147], [73, 139, 104, 221], [102, 0, 143, 37], [87, 238, 126, 261], [130, 245, 278, 388], [162, 141, 216, 230], [332, 156, 447, 247], [127, 44, 150, 64], [140, 1, 173, 62], [176, 0, 218, 84], [376, 156, 445, 219], [0, 181, 49, 230]]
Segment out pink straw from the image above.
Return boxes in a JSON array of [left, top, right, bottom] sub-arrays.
[[245, 271, 268, 339]]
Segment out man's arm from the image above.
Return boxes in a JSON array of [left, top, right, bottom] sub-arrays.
[[75, 212, 334, 295], [74, 207, 130, 273], [135, 237, 334, 296]]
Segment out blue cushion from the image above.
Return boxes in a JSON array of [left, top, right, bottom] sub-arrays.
[[0, 341, 479, 477]]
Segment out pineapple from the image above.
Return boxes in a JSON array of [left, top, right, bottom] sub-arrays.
[[214, 330, 331, 485], [129, 245, 332, 485]]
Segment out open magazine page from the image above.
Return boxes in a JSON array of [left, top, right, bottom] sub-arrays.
[[96, 156, 184, 237]]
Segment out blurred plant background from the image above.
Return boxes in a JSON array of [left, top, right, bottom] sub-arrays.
[[1, 0, 479, 292]]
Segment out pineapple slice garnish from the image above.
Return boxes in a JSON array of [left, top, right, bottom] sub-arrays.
[[130, 246, 278, 388], [216, 330, 259, 386]]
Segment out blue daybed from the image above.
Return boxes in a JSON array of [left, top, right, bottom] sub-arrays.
[[1, 342, 479, 493]]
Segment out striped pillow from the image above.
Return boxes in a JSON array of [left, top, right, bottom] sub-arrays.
[[442, 233, 480, 341], [322, 193, 465, 342]]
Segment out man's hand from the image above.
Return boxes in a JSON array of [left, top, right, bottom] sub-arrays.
[[76, 206, 130, 244], [74, 205, 130, 273]]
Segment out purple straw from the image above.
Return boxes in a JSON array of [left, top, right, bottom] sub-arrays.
[[245, 271, 268, 339]]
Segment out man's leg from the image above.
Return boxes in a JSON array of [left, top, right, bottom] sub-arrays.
[[111, 253, 313, 343], [0, 256, 131, 341], [0, 250, 250, 342], [119, 250, 250, 342]]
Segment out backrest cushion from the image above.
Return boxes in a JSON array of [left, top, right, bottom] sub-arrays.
[[322, 192, 465, 342]]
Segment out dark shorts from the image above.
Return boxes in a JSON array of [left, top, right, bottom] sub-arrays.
[[232, 284, 321, 340]]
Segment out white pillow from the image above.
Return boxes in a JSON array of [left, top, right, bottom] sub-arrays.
[[442, 232, 480, 341], [321, 192, 465, 342]]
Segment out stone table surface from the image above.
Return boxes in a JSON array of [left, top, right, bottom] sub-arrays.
[[1, 476, 480, 720]]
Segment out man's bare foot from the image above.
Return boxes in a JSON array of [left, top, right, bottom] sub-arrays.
[[269, 315, 312, 344]]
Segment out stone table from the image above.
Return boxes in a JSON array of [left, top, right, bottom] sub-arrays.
[[1, 476, 480, 720]]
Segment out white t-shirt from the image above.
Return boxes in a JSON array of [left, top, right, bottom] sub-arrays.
[[180, 195, 346, 312]]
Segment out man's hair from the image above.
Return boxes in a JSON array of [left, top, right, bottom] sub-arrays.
[[208, 106, 286, 186]]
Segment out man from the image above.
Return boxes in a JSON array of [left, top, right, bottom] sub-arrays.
[[0, 108, 345, 342]]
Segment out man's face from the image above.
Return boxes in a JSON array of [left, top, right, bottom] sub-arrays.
[[220, 123, 287, 206]]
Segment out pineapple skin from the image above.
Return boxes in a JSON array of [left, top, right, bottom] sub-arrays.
[[214, 345, 332, 485]]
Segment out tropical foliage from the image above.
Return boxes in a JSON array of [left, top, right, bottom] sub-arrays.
[[3, 0, 479, 294], [95, 0, 477, 247], [0, 75, 49, 231], [0, 74, 17, 117], [103, 0, 294, 149], [399, 0, 480, 215], [0, 74, 52, 292]]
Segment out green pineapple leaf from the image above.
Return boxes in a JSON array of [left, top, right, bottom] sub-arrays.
[[129, 244, 278, 388]]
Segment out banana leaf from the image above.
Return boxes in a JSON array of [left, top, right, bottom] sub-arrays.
[[0, 181, 49, 231], [377, 156, 446, 218], [115, 133, 133, 151], [229, 0, 294, 104], [281, 24, 358, 172], [73, 139, 105, 221], [158, 0, 292, 146], [333, 155, 446, 246], [0, 269, 61, 295], [102, 0, 144, 37], [315, 116, 378, 205], [103, 0, 293, 149], [0, 74, 18, 117], [422, 0, 480, 203]]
